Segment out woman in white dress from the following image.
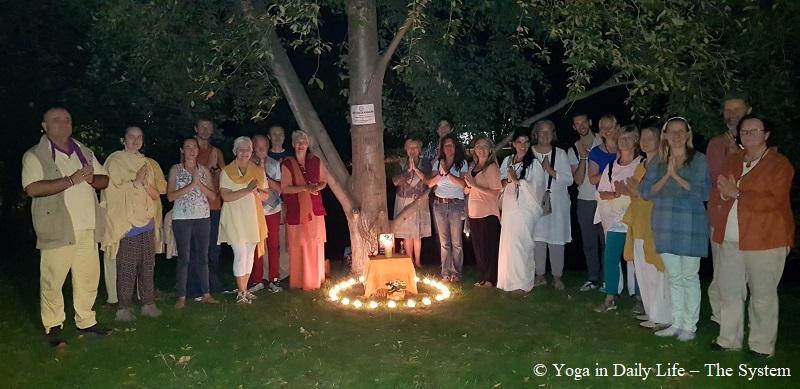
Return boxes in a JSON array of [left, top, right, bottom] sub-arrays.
[[530, 120, 573, 290], [497, 132, 544, 294]]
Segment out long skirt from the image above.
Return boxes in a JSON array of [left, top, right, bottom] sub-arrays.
[[287, 215, 326, 291]]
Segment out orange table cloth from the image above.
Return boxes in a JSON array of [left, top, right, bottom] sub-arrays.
[[363, 255, 418, 297]]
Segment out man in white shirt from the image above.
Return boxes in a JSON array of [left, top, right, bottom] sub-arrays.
[[22, 107, 112, 346], [566, 113, 605, 291]]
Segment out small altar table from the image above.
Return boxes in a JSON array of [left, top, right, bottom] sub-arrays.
[[363, 255, 418, 297]]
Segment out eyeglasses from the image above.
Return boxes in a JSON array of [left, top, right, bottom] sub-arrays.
[[740, 128, 765, 136]]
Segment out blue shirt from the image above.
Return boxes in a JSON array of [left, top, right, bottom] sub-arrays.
[[641, 153, 711, 257], [268, 149, 292, 161], [126, 219, 155, 238], [588, 145, 617, 175]]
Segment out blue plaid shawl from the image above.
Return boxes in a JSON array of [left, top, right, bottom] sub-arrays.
[[641, 153, 711, 258]]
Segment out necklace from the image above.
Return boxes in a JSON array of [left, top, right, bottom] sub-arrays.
[[744, 147, 768, 168]]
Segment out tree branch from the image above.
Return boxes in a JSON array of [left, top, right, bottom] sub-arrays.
[[495, 74, 634, 150], [264, 27, 358, 212], [374, 0, 428, 77], [388, 189, 430, 233], [368, 0, 429, 93]]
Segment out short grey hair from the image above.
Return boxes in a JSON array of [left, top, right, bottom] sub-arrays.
[[291, 130, 309, 144], [232, 136, 253, 153], [531, 119, 557, 143]]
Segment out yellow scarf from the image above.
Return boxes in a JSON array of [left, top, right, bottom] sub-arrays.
[[101, 150, 165, 259], [222, 161, 269, 257], [145, 158, 167, 254]]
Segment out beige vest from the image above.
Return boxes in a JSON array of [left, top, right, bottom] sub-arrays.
[[26, 136, 106, 250]]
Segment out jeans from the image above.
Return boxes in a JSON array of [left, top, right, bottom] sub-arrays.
[[577, 199, 604, 282], [173, 218, 210, 298], [187, 210, 223, 297], [432, 200, 465, 278]]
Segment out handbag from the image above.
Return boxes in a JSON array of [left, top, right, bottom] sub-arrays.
[[540, 152, 555, 216], [541, 190, 552, 216]]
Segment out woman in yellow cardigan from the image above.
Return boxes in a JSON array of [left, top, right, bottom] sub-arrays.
[[218, 136, 269, 304], [102, 126, 166, 322], [620, 126, 672, 329]]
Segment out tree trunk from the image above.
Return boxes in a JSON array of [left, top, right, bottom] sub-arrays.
[[266, 0, 392, 275], [345, 0, 390, 274]]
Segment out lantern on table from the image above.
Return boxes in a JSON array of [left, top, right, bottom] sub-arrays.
[[378, 233, 395, 257]]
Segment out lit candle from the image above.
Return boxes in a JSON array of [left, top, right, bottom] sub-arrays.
[[379, 234, 395, 257]]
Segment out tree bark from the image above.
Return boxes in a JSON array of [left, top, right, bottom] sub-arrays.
[[345, 0, 389, 275], [265, 0, 423, 275], [266, 29, 356, 213]]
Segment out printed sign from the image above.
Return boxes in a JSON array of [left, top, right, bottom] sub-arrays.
[[350, 104, 376, 125]]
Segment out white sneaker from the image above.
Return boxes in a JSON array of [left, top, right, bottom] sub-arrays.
[[677, 330, 696, 342], [579, 281, 599, 292], [248, 282, 265, 293], [266, 282, 283, 293], [236, 292, 251, 304], [245, 291, 258, 300], [639, 320, 657, 328], [654, 325, 680, 337]]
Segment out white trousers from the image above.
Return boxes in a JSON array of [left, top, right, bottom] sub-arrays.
[[633, 239, 672, 324]]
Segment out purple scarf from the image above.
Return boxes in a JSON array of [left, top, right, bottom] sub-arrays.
[[51, 137, 89, 167]]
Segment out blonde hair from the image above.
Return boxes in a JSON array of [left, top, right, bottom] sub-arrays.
[[470, 134, 497, 164]]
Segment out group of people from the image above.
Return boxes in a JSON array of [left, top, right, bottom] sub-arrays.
[[391, 98, 793, 359], [23, 98, 794, 359], [23, 108, 329, 347]]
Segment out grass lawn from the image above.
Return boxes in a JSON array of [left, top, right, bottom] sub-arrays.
[[1, 254, 799, 388]]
